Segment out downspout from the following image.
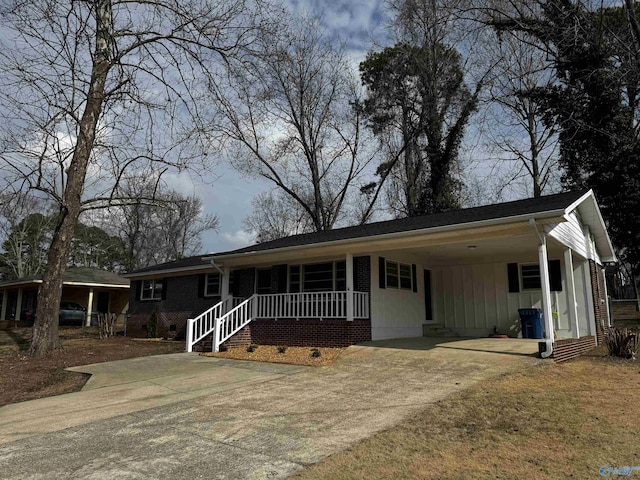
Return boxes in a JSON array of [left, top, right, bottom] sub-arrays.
[[529, 218, 554, 359], [208, 260, 224, 276]]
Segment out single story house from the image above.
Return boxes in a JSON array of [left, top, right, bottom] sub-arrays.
[[0, 267, 130, 328], [124, 190, 615, 360]]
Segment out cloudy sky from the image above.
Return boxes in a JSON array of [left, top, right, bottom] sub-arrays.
[[195, 0, 388, 254]]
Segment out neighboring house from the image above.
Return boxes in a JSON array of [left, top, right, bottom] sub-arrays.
[[0, 267, 130, 328], [124, 190, 615, 360]]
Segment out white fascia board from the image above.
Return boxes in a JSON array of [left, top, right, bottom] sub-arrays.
[[122, 264, 213, 279], [62, 282, 130, 289], [207, 209, 567, 263]]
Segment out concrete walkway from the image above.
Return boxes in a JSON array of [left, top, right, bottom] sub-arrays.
[[0, 337, 540, 479]]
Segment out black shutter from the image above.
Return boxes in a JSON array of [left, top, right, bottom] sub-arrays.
[[161, 278, 167, 300], [507, 263, 520, 293], [378, 257, 386, 289], [424, 270, 433, 321], [411, 264, 417, 293], [198, 274, 206, 298], [135, 280, 142, 300], [549, 260, 562, 292]]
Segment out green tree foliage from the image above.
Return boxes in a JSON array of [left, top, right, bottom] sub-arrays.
[[360, 42, 480, 216], [68, 223, 126, 271], [494, 1, 640, 281]]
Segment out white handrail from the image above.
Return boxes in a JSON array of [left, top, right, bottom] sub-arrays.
[[186, 296, 237, 352], [214, 295, 255, 352]]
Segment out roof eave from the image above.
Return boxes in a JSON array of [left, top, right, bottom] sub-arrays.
[[206, 209, 568, 263]]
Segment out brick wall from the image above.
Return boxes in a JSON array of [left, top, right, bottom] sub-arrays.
[[223, 318, 372, 348], [542, 336, 597, 362], [127, 273, 219, 338], [611, 300, 640, 325], [589, 260, 608, 345]]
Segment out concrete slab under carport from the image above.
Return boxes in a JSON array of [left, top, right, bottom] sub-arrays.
[[0, 339, 541, 479], [361, 336, 541, 356]]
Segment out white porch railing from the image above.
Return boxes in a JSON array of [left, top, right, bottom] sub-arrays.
[[187, 291, 369, 352], [186, 296, 243, 352]]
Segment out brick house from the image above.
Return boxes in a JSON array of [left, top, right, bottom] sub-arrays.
[[124, 190, 615, 360]]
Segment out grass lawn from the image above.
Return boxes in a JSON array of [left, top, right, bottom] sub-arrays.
[[0, 327, 184, 406], [295, 348, 640, 480]]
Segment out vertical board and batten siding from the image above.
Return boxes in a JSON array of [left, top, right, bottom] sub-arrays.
[[430, 256, 595, 338], [370, 253, 426, 340]]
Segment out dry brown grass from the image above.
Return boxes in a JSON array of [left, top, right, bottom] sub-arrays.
[[295, 348, 640, 480], [203, 345, 344, 366]]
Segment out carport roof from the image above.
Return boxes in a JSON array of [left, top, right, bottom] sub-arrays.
[[127, 189, 612, 276], [0, 267, 129, 289]]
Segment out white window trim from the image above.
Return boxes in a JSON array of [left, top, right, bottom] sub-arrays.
[[520, 263, 542, 291], [385, 259, 413, 291], [204, 273, 221, 297], [141, 279, 163, 301]]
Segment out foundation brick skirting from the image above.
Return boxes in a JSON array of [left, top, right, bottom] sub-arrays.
[[539, 336, 597, 363], [222, 318, 372, 348]]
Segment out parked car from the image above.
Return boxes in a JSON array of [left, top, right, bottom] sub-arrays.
[[58, 302, 86, 326]]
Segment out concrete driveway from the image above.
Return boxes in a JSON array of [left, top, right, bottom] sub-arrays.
[[0, 337, 539, 479]]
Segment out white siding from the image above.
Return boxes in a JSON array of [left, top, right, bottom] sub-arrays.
[[547, 212, 589, 259], [370, 253, 425, 340], [431, 260, 576, 338]]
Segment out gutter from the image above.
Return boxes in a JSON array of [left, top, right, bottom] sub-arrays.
[[529, 218, 553, 359]]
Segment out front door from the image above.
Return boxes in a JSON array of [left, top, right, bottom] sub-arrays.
[[424, 269, 433, 322]]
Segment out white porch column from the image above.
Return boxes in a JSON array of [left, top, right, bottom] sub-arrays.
[[15, 288, 23, 323], [221, 265, 230, 299], [602, 267, 612, 327], [86, 288, 94, 327], [564, 248, 580, 338], [538, 237, 554, 344], [346, 253, 354, 322], [0, 290, 7, 321], [581, 261, 597, 342]]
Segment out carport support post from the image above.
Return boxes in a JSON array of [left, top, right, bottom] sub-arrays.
[[15, 288, 23, 324], [86, 288, 94, 327], [564, 248, 580, 338], [346, 253, 354, 321], [538, 237, 554, 345]]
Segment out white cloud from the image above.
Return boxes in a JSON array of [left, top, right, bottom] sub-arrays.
[[220, 229, 255, 251]]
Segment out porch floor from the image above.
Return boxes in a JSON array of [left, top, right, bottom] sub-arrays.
[[358, 336, 541, 357]]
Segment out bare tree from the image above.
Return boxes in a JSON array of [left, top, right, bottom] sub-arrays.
[[0, 0, 272, 356], [105, 180, 219, 271], [244, 190, 315, 242], [211, 16, 376, 232]]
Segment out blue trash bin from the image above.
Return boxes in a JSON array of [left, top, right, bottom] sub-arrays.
[[518, 308, 545, 339]]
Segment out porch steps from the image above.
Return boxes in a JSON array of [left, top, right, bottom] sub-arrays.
[[422, 323, 459, 337]]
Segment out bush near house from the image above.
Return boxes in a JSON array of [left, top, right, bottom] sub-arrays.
[[604, 327, 638, 359]]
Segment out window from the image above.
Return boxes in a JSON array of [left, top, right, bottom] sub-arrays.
[[521, 264, 541, 290], [256, 268, 272, 294], [289, 261, 346, 292], [289, 266, 300, 293], [141, 279, 163, 300], [205, 273, 220, 297], [385, 260, 412, 290]]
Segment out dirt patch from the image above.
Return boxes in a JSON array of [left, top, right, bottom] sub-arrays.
[[0, 327, 184, 407], [203, 345, 344, 366], [295, 348, 640, 480]]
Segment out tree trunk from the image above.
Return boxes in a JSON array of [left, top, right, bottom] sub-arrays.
[[29, 0, 113, 357]]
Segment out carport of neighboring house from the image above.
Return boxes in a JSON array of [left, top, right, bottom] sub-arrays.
[[0, 267, 130, 328], [124, 190, 615, 358]]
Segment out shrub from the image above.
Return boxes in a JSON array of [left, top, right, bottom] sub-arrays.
[[277, 345, 287, 354], [246, 344, 258, 353], [605, 327, 639, 359], [310, 348, 321, 358], [146, 310, 158, 339]]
